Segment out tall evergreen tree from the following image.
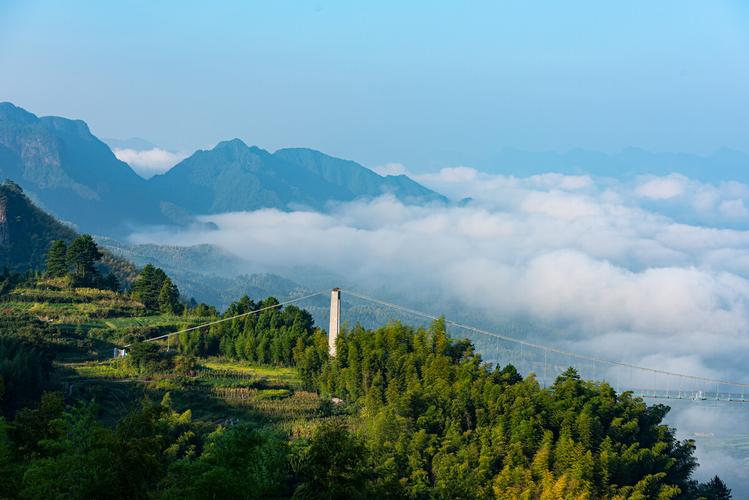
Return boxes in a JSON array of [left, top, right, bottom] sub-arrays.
[[45, 241, 68, 278], [132, 264, 169, 313], [697, 476, 733, 499], [102, 272, 121, 292], [158, 277, 181, 315], [65, 235, 102, 286]]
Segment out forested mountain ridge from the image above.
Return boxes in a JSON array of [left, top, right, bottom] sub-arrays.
[[0, 184, 307, 314], [99, 237, 310, 311], [0, 103, 446, 237]]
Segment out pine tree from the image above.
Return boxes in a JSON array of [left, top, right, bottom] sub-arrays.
[[697, 476, 732, 499], [158, 277, 181, 315], [45, 240, 68, 277], [132, 264, 168, 312], [102, 273, 120, 292], [66, 235, 102, 286]]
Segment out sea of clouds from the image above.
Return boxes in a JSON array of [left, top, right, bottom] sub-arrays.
[[130, 166, 749, 489], [132, 167, 749, 381], [131, 168, 749, 384]]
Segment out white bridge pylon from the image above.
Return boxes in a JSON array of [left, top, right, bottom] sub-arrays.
[[328, 288, 341, 357], [333, 289, 749, 404]]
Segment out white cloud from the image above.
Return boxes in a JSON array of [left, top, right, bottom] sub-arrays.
[[528, 173, 593, 190], [371, 162, 409, 176], [113, 148, 188, 178], [720, 199, 749, 218], [414, 167, 597, 211], [635, 174, 688, 200], [519, 191, 601, 219], [667, 403, 749, 495]]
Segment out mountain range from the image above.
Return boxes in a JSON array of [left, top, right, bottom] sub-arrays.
[[148, 139, 444, 214], [0, 102, 446, 237]]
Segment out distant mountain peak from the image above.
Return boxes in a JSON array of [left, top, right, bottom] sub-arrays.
[[206, 138, 275, 159], [213, 138, 249, 150], [0, 101, 39, 124]]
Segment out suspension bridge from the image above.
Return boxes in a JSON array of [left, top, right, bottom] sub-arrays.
[[117, 288, 749, 405]]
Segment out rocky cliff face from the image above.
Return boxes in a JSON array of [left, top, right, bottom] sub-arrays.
[[0, 102, 167, 235]]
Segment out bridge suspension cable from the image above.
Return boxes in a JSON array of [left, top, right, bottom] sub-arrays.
[[341, 289, 749, 392], [121, 291, 323, 348]]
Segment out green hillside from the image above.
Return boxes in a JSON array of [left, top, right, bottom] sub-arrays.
[[0, 181, 137, 286], [0, 180, 77, 272], [99, 238, 316, 310], [0, 271, 732, 498]]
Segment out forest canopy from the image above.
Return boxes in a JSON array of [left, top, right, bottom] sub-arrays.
[[0, 242, 733, 499]]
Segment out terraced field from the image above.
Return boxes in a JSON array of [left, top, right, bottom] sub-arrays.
[[1, 278, 215, 360], [2, 276, 340, 437], [61, 357, 332, 432]]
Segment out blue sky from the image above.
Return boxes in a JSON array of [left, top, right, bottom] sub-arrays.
[[1, 0, 748, 167]]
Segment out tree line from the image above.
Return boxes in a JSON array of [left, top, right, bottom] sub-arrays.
[[0, 319, 732, 499], [175, 294, 318, 366], [45, 238, 192, 316], [45, 236, 119, 290], [123, 315, 735, 499]]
